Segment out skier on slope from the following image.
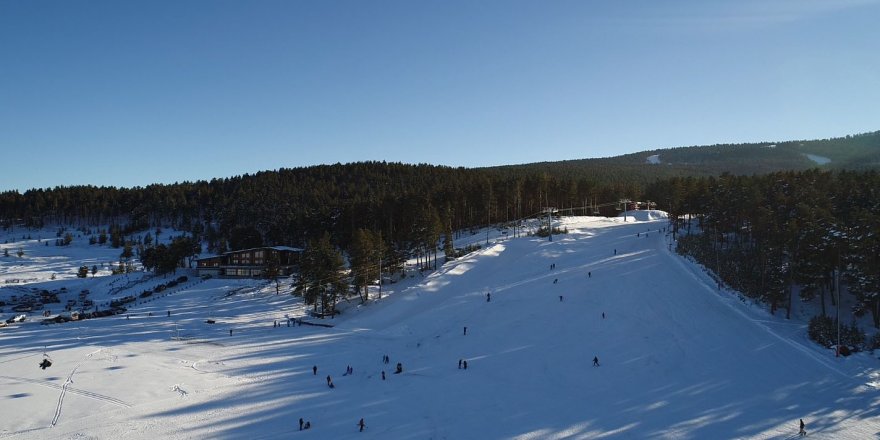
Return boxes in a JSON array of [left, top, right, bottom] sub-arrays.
[[593, 356, 600, 367]]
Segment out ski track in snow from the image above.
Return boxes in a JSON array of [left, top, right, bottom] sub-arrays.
[[661, 234, 851, 379], [0, 375, 132, 408], [50, 364, 79, 427]]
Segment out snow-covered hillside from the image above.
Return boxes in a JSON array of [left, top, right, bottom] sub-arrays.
[[2, 213, 879, 439]]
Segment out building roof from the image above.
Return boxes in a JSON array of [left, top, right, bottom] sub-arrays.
[[266, 246, 304, 252], [196, 246, 303, 262]]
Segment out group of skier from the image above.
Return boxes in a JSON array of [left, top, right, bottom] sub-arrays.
[[298, 354, 404, 432]]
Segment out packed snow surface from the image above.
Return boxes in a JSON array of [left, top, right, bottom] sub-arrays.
[[1, 212, 879, 439], [646, 154, 661, 164]]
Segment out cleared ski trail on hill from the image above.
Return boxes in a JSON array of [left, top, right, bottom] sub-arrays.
[[2, 213, 879, 439]]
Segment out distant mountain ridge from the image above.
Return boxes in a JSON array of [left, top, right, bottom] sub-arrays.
[[491, 130, 880, 181]]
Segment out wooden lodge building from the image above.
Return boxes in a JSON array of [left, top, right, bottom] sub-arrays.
[[196, 246, 302, 278]]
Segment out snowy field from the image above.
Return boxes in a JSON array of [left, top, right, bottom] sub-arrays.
[[2, 213, 879, 439]]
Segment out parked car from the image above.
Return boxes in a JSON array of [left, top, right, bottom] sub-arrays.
[[6, 314, 26, 324]]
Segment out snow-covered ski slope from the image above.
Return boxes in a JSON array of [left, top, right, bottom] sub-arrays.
[[2, 212, 879, 439]]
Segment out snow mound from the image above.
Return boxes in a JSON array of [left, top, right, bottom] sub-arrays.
[[618, 209, 668, 221]]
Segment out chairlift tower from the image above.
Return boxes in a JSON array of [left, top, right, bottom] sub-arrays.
[[543, 207, 556, 241], [618, 199, 630, 222]]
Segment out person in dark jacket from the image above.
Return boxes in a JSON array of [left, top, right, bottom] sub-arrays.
[[593, 356, 600, 367]]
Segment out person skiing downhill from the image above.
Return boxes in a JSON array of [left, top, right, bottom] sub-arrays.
[[593, 356, 600, 367], [358, 418, 366, 432], [799, 418, 806, 436]]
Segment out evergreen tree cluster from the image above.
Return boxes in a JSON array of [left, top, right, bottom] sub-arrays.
[[139, 236, 200, 275], [808, 315, 866, 352], [649, 169, 880, 329], [0, 161, 645, 271]]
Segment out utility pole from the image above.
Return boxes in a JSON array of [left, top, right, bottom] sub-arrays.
[[378, 254, 382, 300], [835, 268, 841, 357]]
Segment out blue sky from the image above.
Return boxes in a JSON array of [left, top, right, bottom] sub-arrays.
[[2, 0, 878, 192]]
